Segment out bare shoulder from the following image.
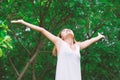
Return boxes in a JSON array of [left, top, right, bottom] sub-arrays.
[[55, 37, 63, 46], [76, 41, 81, 45], [56, 37, 63, 42], [54, 38, 64, 52]]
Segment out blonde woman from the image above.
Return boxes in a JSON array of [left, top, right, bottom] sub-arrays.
[[11, 19, 105, 80]]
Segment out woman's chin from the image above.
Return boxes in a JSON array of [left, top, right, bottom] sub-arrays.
[[66, 33, 74, 38]]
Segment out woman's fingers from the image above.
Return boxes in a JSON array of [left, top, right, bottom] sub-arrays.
[[11, 20, 18, 23], [98, 32, 105, 38], [11, 19, 23, 23]]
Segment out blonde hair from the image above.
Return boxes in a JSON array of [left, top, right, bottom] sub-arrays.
[[52, 29, 76, 56]]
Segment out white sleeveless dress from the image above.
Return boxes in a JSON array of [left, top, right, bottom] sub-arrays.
[[55, 40, 81, 80]]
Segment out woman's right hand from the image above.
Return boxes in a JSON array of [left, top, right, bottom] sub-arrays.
[[11, 19, 24, 23]]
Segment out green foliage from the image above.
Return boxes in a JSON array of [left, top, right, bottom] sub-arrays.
[[0, 0, 120, 80], [0, 22, 12, 57]]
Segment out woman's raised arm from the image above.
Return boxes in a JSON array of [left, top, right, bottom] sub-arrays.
[[78, 33, 105, 50], [11, 19, 60, 45]]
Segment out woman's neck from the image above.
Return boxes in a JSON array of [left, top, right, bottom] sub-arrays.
[[64, 38, 74, 46]]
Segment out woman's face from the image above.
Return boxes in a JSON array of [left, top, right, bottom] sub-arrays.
[[61, 29, 74, 39]]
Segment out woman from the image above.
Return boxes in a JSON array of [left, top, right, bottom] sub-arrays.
[[11, 19, 105, 80]]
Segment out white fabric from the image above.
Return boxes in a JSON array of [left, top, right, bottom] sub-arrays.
[[55, 41, 81, 80]]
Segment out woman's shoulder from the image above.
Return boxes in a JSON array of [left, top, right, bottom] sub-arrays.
[[75, 41, 81, 45], [75, 41, 81, 50]]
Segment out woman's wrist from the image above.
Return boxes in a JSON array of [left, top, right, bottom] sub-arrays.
[[19, 20, 24, 24], [97, 35, 104, 39]]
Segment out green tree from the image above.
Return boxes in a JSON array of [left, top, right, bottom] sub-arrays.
[[0, 21, 12, 57], [0, 0, 120, 80]]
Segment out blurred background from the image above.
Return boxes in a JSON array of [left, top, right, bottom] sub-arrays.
[[0, 0, 120, 80]]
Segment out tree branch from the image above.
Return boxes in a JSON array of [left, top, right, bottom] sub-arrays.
[[89, 20, 105, 38], [32, 60, 36, 80], [85, 16, 90, 38], [11, 29, 32, 56], [52, 13, 72, 29], [6, 51, 20, 77], [17, 39, 44, 80], [49, 9, 64, 25]]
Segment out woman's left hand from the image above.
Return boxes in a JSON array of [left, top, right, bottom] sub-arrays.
[[98, 32, 105, 38]]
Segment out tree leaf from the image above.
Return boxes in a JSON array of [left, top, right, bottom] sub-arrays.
[[0, 48, 3, 57]]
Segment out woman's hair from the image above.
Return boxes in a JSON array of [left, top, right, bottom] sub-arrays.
[[52, 29, 76, 56]]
